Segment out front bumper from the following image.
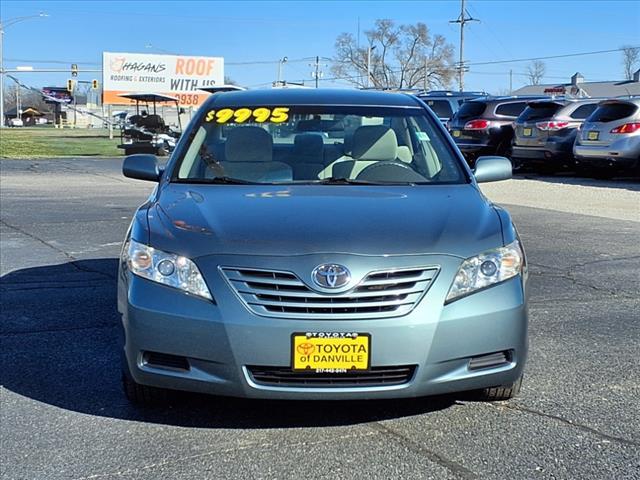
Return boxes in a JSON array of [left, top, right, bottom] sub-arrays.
[[118, 254, 528, 400]]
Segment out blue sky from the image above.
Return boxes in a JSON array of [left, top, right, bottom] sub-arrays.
[[2, 0, 639, 93]]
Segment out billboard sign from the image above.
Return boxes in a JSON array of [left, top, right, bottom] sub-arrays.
[[42, 87, 73, 104], [102, 52, 224, 107]]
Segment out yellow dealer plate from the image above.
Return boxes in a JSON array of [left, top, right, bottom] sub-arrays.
[[523, 127, 532, 137], [587, 131, 599, 141], [292, 333, 370, 372], [452, 130, 461, 137]]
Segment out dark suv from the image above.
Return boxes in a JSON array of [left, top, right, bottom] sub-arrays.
[[448, 96, 546, 165], [417, 90, 487, 124], [512, 99, 600, 173]]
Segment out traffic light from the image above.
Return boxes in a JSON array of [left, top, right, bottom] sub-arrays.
[[91, 79, 99, 90], [71, 64, 78, 77], [66, 79, 75, 92]]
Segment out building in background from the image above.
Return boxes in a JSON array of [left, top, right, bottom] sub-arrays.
[[514, 71, 640, 98]]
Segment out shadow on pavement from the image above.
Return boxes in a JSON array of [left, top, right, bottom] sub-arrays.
[[0, 258, 455, 429]]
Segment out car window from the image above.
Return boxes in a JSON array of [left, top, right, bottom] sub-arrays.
[[518, 103, 563, 122], [569, 104, 598, 120], [587, 103, 638, 122], [495, 102, 527, 117], [173, 105, 467, 185], [454, 101, 486, 119], [423, 99, 453, 119]]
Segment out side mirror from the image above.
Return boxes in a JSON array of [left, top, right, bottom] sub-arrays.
[[178, 107, 186, 115], [473, 156, 512, 183], [123, 154, 161, 182]]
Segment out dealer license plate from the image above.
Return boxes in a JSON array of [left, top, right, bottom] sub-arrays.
[[452, 130, 461, 137], [292, 332, 370, 372], [523, 127, 532, 137], [587, 131, 599, 141]]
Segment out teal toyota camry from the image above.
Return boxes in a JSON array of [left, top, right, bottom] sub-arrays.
[[118, 88, 528, 405]]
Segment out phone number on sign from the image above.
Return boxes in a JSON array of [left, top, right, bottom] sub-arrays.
[[175, 94, 201, 105]]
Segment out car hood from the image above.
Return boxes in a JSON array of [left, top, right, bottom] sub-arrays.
[[146, 184, 504, 259]]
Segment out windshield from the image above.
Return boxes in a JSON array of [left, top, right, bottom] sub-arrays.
[[422, 99, 454, 119], [454, 101, 486, 120], [587, 103, 637, 123], [173, 105, 467, 185], [518, 103, 563, 122]]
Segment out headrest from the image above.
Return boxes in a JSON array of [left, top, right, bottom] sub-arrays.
[[294, 133, 324, 155], [225, 126, 272, 162], [351, 125, 398, 161]]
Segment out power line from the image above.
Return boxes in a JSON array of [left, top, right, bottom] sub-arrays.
[[467, 47, 639, 66]]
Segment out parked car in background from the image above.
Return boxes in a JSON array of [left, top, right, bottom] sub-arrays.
[[574, 98, 640, 177], [417, 90, 487, 124], [448, 96, 546, 166], [512, 98, 600, 173]]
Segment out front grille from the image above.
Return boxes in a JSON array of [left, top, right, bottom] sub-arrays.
[[220, 266, 438, 319], [247, 365, 416, 387]]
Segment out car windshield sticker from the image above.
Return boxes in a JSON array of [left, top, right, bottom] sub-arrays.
[[416, 131, 431, 141], [204, 107, 290, 124]]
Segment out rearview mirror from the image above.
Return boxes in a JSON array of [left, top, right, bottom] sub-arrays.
[[178, 107, 186, 115], [473, 156, 512, 183], [123, 154, 161, 182]]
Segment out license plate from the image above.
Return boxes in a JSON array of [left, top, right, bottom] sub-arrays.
[[587, 131, 599, 141], [452, 130, 461, 138], [523, 127, 532, 137], [292, 332, 370, 372]]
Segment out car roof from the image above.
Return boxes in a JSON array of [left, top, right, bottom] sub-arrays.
[[202, 88, 423, 109], [417, 90, 487, 98]]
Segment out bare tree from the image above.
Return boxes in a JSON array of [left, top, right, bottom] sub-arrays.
[[621, 45, 640, 80], [526, 61, 546, 85], [331, 19, 455, 90], [224, 75, 238, 85]]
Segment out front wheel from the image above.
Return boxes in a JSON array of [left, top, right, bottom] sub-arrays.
[[472, 375, 523, 401], [122, 373, 169, 406]]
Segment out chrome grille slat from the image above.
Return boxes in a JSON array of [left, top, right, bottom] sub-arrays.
[[235, 284, 426, 299], [221, 266, 438, 319]]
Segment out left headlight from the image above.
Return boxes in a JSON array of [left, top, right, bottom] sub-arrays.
[[124, 239, 213, 301], [446, 240, 524, 303]]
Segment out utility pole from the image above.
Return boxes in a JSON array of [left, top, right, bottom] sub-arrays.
[[509, 69, 513, 94], [310, 56, 327, 88], [366, 45, 376, 88], [449, 0, 478, 92], [276, 56, 288, 86]]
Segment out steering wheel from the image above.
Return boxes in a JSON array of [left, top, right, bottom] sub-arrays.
[[356, 161, 428, 183]]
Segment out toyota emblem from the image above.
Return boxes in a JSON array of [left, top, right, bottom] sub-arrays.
[[312, 264, 351, 289]]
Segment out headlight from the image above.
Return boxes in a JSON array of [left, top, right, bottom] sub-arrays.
[[124, 239, 212, 301], [446, 240, 524, 303]]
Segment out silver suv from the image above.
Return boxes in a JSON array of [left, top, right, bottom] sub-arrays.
[[512, 98, 600, 173], [574, 98, 640, 175]]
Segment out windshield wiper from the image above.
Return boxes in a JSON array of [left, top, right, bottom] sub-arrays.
[[312, 177, 416, 186], [312, 177, 383, 185], [174, 176, 258, 185]]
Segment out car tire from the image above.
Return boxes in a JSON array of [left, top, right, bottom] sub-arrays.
[[474, 374, 523, 401], [122, 373, 169, 406]]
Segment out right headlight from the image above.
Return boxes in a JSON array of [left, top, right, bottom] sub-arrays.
[[446, 239, 524, 303], [123, 239, 213, 301]]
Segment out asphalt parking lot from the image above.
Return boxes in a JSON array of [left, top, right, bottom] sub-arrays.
[[1, 158, 639, 480]]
